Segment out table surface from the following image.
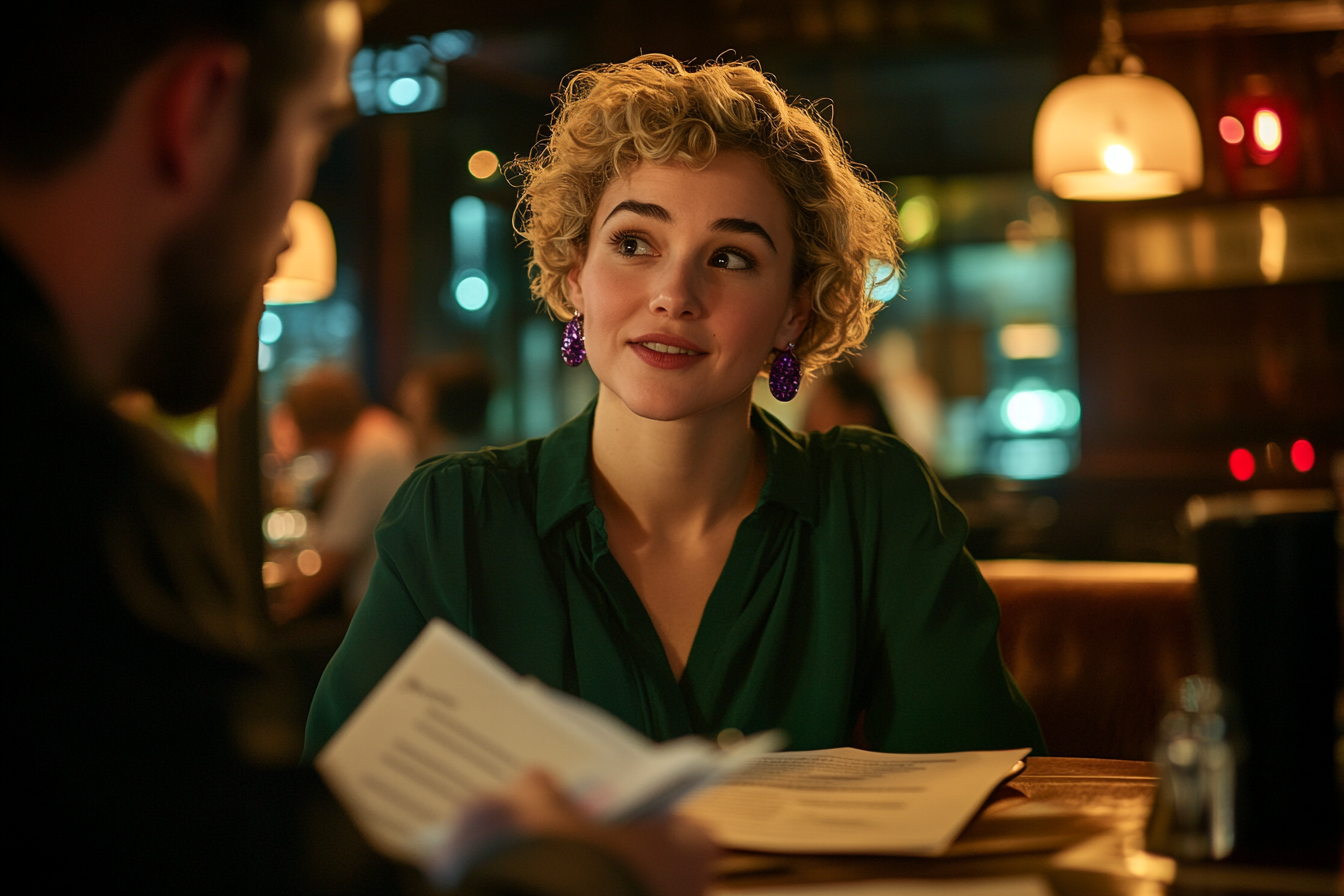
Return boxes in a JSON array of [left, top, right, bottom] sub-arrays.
[[711, 757, 1340, 896]]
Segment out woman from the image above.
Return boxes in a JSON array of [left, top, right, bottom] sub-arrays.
[[305, 55, 1044, 759]]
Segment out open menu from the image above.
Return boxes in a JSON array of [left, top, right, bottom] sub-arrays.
[[679, 746, 1032, 856], [314, 618, 781, 868]]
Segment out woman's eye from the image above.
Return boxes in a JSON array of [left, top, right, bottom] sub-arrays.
[[615, 235, 652, 256], [710, 250, 752, 270]]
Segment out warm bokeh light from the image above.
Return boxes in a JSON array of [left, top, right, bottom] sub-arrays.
[[1258, 204, 1286, 283], [898, 195, 939, 244], [297, 549, 323, 576], [999, 323, 1061, 359], [263, 509, 310, 545], [468, 149, 500, 180], [262, 561, 285, 588], [1103, 144, 1135, 174], [1290, 439, 1315, 472], [1218, 115, 1245, 144], [1229, 448, 1255, 481], [1252, 109, 1282, 153]]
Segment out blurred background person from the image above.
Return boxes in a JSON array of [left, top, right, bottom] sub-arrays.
[[802, 363, 896, 435], [269, 364, 416, 622], [397, 353, 496, 461]]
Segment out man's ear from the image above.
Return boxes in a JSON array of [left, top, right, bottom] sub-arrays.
[[152, 44, 250, 193]]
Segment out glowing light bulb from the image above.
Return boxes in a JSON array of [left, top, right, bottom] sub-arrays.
[[258, 310, 283, 344], [388, 77, 421, 107], [297, 549, 323, 576], [1290, 439, 1315, 472], [455, 275, 489, 311], [1252, 109, 1281, 153], [1218, 116, 1244, 144], [898, 195, 938, 244], [1229, 448, 1255, 482], [468, 150, 499, 179], [1103, 144, 1135, 174]]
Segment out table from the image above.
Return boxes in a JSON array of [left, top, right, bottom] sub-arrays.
[[711, 757, 1339, 896]]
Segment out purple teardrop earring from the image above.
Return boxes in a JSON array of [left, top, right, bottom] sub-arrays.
[[561, 313, 586, 367], [768, 343, 801, 401]]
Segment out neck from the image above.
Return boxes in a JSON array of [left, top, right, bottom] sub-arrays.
[[589, 384, 764, 538]]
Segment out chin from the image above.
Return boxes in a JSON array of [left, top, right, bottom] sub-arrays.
[[603, 378, 752, 424]]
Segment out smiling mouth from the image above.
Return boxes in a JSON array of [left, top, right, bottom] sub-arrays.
[[637, 341, 702, 356]]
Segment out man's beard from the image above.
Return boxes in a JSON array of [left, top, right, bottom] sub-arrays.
[[128, 177, 275, 416]]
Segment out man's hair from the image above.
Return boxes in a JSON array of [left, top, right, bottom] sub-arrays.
[[285, 365, 366, 442], [824, 364, 894, 434], [512, 54, 901, 375], [0, 0, 326, 176], [425, 356, 494, 436]]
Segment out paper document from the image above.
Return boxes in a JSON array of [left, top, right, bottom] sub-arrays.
[[710, 876, 1051, 896], [315, 619, 780, 867], [679, 746, 1031, 856]]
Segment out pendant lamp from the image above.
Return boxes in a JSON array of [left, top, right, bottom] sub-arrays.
[[1033, 2, 1202, 201], [263, 199, 337, 303]]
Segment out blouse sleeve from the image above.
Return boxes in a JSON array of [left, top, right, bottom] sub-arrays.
[[845, 433, 1047, 756], [302, 458, 476, 760]]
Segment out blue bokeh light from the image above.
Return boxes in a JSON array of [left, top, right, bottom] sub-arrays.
[[258, 310, 283, 344], [388, 77, 422, 107], [455, 274, 490, 311]]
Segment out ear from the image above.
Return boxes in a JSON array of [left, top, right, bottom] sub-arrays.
[[565, 259, 587, 316], [775, 278, 812, 348], [152, 44, 250, 194]]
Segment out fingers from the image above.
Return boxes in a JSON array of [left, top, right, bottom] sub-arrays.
[[601, 816, 718, 896], [454, 770, 718, 896]]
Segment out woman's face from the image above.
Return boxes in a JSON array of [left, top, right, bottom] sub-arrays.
[[568, 151, 809, 423]]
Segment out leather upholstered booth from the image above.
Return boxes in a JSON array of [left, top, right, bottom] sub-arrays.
[[979, 560, 1201, 761]]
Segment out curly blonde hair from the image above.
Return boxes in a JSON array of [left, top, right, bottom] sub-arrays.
[[512, 54, 900, 374]]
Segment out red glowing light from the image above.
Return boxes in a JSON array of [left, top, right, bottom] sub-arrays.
[[1229, 448, 1255, 481], [1218, 115, 1245, 144], [1252, 109, 1282, 153], [1290, 439, 1314, 472]]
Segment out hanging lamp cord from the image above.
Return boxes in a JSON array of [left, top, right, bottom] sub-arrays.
[[1090, 0, 1146, 75]]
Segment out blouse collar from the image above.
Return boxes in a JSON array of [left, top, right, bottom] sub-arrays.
[[535, 398, 819, 537]]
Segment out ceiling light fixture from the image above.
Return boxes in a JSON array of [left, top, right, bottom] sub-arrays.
[[1033, 1, 1203, 201]]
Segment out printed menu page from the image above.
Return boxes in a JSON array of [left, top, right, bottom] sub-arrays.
[[680, 746, 1032, 856]]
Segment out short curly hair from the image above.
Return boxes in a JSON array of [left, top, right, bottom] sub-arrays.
[[512, 54, 900, 375]]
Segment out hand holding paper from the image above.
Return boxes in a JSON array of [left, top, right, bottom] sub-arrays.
[[314, 619, 778, 871]]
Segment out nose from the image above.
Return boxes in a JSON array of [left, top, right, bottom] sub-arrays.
[[649, 255, 704, 319]]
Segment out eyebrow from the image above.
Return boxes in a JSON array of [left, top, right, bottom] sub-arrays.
[[601, 201, 779, 253], [711, 217, 777, 253], [602, 200, 672, 225]]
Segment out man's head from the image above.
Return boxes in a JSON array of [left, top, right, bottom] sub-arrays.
[[0, 1, 361, 413], [283, 365, 367, 453]]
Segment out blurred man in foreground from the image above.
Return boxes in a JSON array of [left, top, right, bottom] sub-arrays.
[[0, 2, 712, 892]]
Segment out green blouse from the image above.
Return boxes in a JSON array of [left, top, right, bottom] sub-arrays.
[[304, 402, 1045, 760]]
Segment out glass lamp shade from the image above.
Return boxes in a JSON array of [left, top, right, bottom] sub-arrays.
[[263, 200, 336, 303], [1033, 73, 1203, 201]]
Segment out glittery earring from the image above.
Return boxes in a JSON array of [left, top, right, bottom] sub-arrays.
[[768, 343, 801, 402], [561, 313, 586, 367]]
